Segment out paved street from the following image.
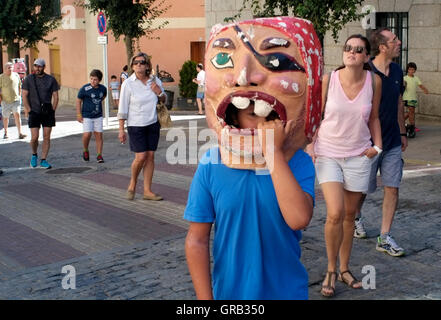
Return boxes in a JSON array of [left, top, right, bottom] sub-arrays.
[[0, 105, 440, 300]]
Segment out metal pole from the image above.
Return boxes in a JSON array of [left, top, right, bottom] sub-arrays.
[[103, 36, 109, 127]]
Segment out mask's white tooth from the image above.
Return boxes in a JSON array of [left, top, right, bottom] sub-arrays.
[[254, 99, 273, 117], [231, 96, 251, 109]]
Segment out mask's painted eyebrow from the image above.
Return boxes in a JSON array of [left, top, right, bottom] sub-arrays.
[[260, 38, 291, 50], [212, 38, 236, 49], [233, 25, 305, 73]]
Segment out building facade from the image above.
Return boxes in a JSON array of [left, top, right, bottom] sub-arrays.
[[205, 0, 441, 121], [1, 0, 206, 106]]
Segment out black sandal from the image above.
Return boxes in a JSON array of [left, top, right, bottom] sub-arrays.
[[321, 271, 337, 297], [338, 270, 362, 289]]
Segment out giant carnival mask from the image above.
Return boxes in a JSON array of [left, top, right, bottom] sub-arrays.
[[205, 17, 323, 169]]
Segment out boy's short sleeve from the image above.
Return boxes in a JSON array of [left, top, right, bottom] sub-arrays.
[[77, 85, 85, 99], [416, 76, 422, 86], [184, 158, 216, 223], [290, 150, 316, 204]]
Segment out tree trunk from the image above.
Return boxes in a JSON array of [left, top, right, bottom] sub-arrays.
[[124, 36, 134, 73], [6, 40, 20, 61]]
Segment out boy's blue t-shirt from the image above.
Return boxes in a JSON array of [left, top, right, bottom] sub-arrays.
[[77, 84, 107, 118], [184, 148, 315, 300], [369, 59, 404, 151]]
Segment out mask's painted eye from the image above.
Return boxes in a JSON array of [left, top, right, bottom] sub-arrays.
[[211, 53, 234, 69]]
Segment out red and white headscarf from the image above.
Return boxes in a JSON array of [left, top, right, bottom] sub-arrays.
[[208, 16, 323, 139]]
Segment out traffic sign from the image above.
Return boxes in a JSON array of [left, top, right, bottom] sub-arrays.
[[97, 11, 106, 35], [97, 36, 107, 45]]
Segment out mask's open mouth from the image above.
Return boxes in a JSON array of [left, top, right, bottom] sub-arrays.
[[215, 91, 287, 159], [216, 91, 287, 134]]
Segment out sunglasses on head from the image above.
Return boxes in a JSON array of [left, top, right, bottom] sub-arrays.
[[133, 60, 147, 65], [343, 44, 365, 54]]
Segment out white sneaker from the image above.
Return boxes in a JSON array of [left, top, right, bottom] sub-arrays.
[[354, 218, 367, 239], [376, 235, 405, 257]]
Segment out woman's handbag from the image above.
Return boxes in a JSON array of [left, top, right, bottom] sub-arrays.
[[156, 100, 172, 128]]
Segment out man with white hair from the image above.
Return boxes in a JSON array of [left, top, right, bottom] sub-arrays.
[[0, 62, 26, 139]]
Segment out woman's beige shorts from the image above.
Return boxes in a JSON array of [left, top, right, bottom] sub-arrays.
[[315, 155, 375, 192]]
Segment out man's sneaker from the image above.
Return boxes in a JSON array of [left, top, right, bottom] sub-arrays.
[[376, 235, 405, 257], [83, 151, 90, 161], [97, 155, 104, 163], [40, 159, 52, 169], [18, 133, 27, 139], [30, 154, 38, 168], [354, 218, 367, 239]]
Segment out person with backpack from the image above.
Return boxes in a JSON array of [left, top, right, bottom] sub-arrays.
[[306, 34, 382, 297]]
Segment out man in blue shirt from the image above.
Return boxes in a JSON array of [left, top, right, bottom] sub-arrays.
[[354, 28, 408, 257], [76, 69, 107, 163]]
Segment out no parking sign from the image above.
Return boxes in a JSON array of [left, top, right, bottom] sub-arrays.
[[97, 11, 106, 35]]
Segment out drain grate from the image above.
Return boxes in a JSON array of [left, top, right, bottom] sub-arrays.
[[46, 167, 92, 174]]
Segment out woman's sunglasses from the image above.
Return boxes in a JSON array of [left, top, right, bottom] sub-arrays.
[[133, 60, 147, 65], [343, 44, 365, 54]]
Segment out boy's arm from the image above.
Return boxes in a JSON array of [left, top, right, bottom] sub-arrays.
[[76, 98, 83, 123], [185, 222, 213, 300], [419, 84, 429, 94], [259, 120, 313, 230]]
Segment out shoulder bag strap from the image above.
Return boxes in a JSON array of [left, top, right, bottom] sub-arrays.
[[32, 74, 42, 106]]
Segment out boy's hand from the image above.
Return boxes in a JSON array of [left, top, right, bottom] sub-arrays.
[[77, 114, 83, 123], [305, 143, 316, 163], [257, 119, 292, 157]]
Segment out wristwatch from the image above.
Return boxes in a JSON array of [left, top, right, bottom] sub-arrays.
[[158, 92, 165, 97], [373, 145, 382, 155]]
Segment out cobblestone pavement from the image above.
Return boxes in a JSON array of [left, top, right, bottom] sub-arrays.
[[0, 106, 440, 300]]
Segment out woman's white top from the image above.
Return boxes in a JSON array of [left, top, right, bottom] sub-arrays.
[[117, 73, 164, 127], [196, 70, 205, 87]]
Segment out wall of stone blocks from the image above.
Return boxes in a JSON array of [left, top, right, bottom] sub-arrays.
[[205, 0, 441, 119]]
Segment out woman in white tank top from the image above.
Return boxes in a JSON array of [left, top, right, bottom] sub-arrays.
[[306, 35, 382, 297]]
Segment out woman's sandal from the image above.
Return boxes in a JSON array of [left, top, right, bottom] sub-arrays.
[[338, 270, 362, 289], [321, 271, 337, 297], [127, 190, 135, 200]]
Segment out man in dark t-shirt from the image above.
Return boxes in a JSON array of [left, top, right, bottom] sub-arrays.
[[22, 58, 59, 169], [354, 28, 408, 257]]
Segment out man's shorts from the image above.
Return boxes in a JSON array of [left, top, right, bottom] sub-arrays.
[[404, 100, 418, 108], [83, 117, 103, 133], [315, 155, 374, 192], [112, 91, 120, 100], [28, 110, 56, 128], [1, 100, 20, 117], [127, 121, 160, 153], [368, 145, 403, 193]]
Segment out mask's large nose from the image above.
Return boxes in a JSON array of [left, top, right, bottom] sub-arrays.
[[225, 53, 266, 88]]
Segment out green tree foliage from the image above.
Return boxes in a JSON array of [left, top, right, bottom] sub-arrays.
[[77, 0, 170, 68], [228, 0, 368, 43], [0, 0, 61, 60], [179, 60, 198, 98]]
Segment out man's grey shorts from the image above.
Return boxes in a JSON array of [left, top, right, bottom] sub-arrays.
[[1, 100, 20, 117], [368, 145, 403, 193]]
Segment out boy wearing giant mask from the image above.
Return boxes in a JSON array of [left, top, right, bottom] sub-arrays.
[[184, 17, 323, 300]]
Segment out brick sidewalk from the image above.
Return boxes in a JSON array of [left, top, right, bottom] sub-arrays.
[[0, 116, 440, 300]]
